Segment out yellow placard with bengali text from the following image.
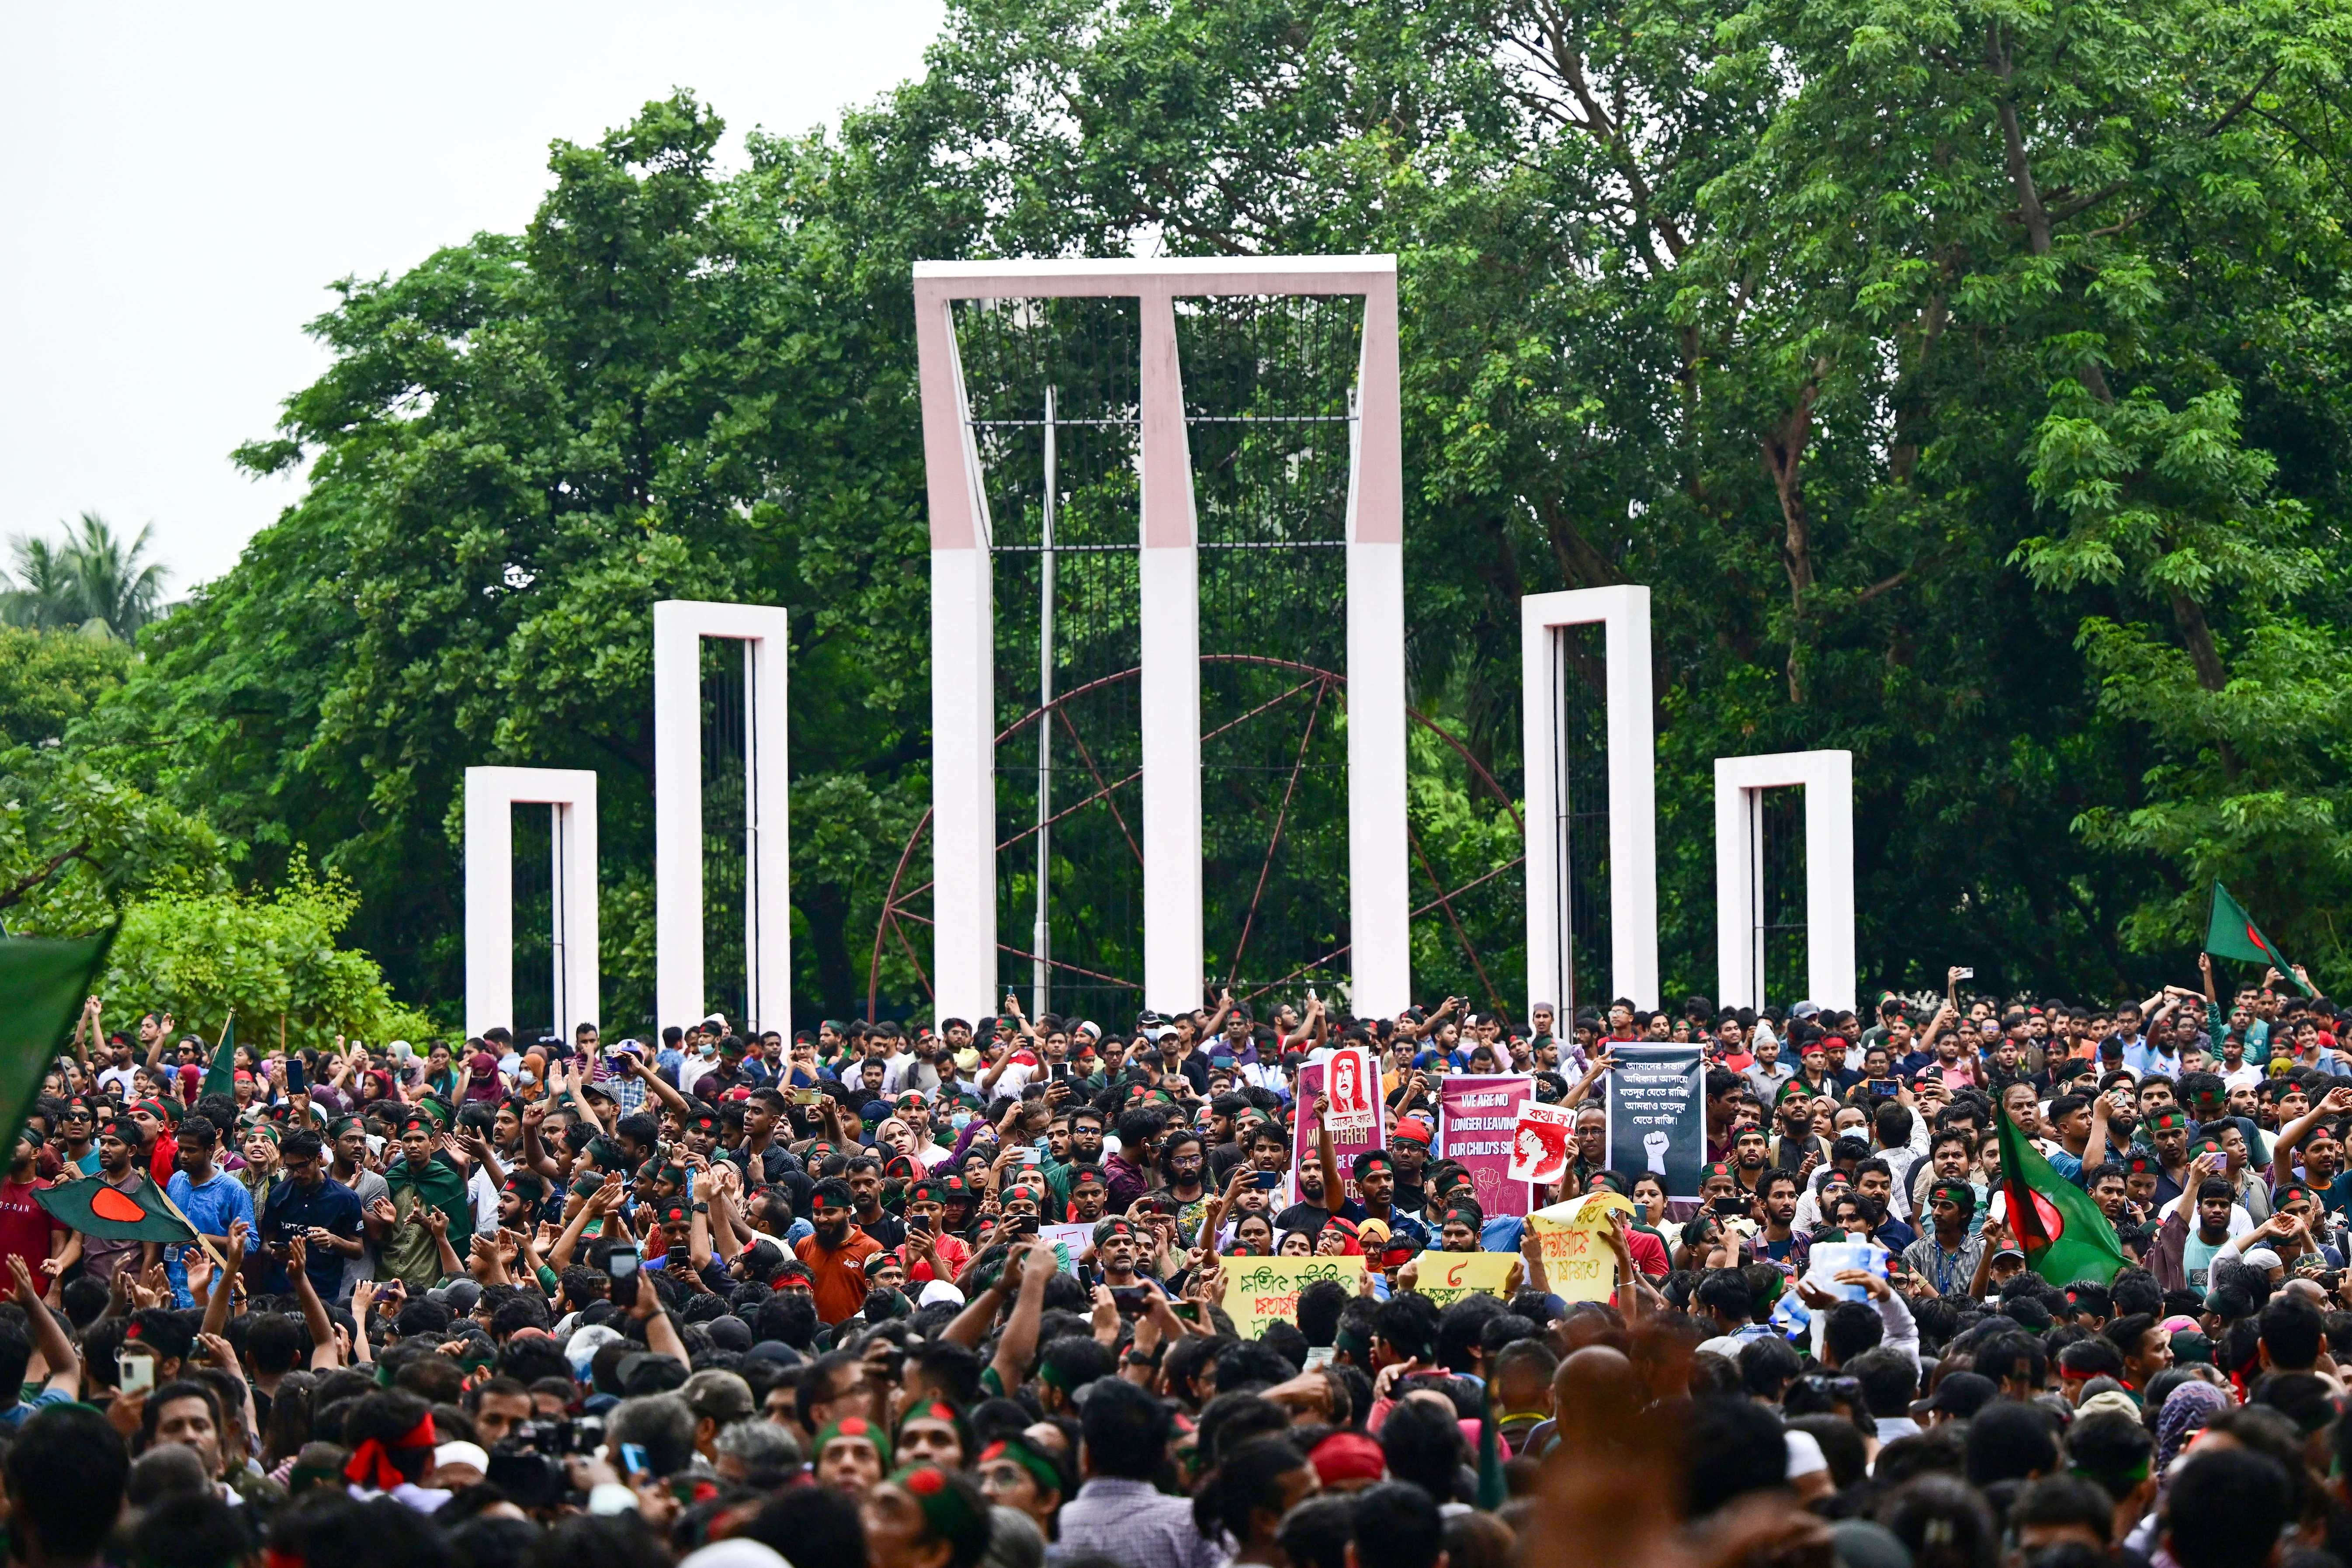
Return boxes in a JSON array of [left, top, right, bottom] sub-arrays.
[[1411, 1249, 1517, 1308], [1526, 1191, 1633, 1304], [1221, 1257, 1364, 1339]]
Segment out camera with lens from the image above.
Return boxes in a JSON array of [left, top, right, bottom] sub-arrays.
[[486, 1414, 607, 1509]]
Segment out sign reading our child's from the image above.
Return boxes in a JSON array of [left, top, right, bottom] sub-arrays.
[[1436, 1074, 1535, 1217]]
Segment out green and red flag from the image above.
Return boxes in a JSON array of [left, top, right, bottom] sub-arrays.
[[1995, 1104, 2127, 1287], [35, 1176, 193, 1243], [2207, 882, 2316, 996], [199, 1013, 237, 1103], [0, 930, 116, 1159]]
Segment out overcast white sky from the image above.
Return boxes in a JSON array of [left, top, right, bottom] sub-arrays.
[[0, 3, 947, 590]]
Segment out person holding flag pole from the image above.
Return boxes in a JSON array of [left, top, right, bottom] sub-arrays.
[[1995, 1097, 2128, 1288]]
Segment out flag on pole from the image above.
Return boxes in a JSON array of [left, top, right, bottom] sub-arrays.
[[200, 1013, 236, 1103], [0, 931, 116, 1153], [1995, 1103, 2127, 1287], [2206, 882, 2316, 996]]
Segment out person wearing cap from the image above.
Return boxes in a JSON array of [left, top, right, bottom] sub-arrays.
[[1910, 1370, 1998, 1427]]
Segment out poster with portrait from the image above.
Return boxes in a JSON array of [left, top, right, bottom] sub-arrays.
[[1506, 1101, 1577, 1186], [1319, 1044, 1380, 1134], [1602, 1043, 1705, 1202], [1436, 1074, 1536, 1217], [1291, 1052, 1387, 1208]]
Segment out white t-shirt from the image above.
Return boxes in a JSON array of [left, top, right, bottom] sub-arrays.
[[467, 1165, 500, 1232]]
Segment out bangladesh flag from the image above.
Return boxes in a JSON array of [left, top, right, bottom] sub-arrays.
[[200, 1013, 236, 1103], [1996, 1103, 2127, 1287], [0, 930, 115, 1157], [2207, 882, 2316, 997], [36, 1176, 193, 1243]]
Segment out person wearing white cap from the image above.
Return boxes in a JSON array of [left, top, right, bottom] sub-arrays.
[[1785, 1428, 1831, 1502]]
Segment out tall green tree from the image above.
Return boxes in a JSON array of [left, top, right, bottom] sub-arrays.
[[81, 0, 2352, 1018]]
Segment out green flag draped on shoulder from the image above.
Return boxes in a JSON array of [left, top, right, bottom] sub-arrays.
[[2207, 882, 2316, 996], [1996, 1104, 2127, 1287], [200, 1013, 236, 1103], [35, 1177, 193, 1243], [0, 930, 116, 1154]]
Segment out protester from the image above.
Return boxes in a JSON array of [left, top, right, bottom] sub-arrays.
[[9, 964, 2352, 1566]]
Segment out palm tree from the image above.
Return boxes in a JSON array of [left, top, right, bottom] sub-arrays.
[[1, 513, 171, 640], [0, 536, 83, 631]]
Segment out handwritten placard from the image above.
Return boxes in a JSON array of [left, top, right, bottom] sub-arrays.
[[1411, 1249, 1517, 1308], [1527, 1191, 1634, 1304], [1221, 1256, 1363, 1339]]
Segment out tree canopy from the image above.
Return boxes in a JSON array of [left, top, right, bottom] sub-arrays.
[[75, 0, 2352, 1024]]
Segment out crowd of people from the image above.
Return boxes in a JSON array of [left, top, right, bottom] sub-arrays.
[[2, 961, 2351, 1568]]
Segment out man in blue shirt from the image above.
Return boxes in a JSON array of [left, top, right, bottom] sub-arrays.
[[259, 1126, 364, 1300], [163, 1115, 257, 1308]]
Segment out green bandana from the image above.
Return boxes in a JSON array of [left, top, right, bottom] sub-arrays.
[[890, 1464, 991, 1562], [814, 1415, 891, 1467]]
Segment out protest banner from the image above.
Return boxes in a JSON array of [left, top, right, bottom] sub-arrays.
[[1436, 1074, 1535, 1217], [1411, 1249, 1517, 1309], [1221, 1256, 1363, 1339], [1603, 1044, 1705, 1201], [1292, 1053, 1387, 1206], [1321, 1044, 1381, 1133], [1527, 1191, 1634, 1304], [1506, 1101, 1576, 1186], [1040, 1222, 1094, 1273]]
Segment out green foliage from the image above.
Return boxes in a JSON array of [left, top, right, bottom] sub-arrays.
[[76, 0, 2352, 1014], [3, 514, 173, 641], [100, 859, 433, 1051], [0, 628, 133, 750], [0, 753, 225, 938]]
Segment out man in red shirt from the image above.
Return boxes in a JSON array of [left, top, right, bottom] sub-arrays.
[[793, 1178, 882, 1326], [0, 1129, 66, 1300], [899, 1176, 974, 1286]]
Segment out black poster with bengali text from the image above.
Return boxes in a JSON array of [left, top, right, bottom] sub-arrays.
[[1603, 1044, 1705, 1202]]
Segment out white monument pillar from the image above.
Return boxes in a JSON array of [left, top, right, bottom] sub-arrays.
[[1137, 286, 1204, 1017], [914, 281, 1000, 1026], [1519, 587, 1658, 1013], [913, 257, 1411, 1024], [465, 767, 600, 1042], [1714, 750, 1855, 1013], [653, 600, 793, 1034], [1344, 273, 1411, 1017]]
